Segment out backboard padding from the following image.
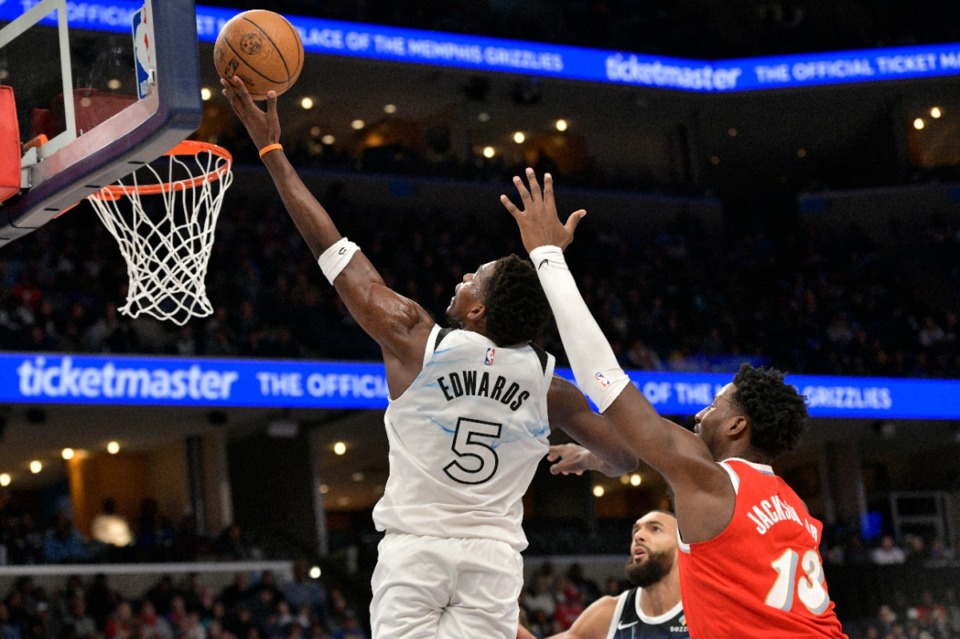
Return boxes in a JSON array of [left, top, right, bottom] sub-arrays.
[[0, 86, 19, 203], [0, 0, 203, 245]]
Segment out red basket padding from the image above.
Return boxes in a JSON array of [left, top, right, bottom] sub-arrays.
[[0, 85, 20, 203]]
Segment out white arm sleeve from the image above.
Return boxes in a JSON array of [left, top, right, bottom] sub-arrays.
[[529, 245, 630, 412]]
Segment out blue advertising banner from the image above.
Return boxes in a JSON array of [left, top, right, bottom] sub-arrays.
[[1, 353, 958, 419], [4, 1, 960, 92]]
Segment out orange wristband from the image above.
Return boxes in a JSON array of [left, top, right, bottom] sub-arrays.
[[259, 143, 283, 158]]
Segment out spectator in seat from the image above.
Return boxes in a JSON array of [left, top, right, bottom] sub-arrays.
[[870, 534, 907, 565]]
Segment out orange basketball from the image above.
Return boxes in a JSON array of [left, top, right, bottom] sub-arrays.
[[214, 10, 304, 99]]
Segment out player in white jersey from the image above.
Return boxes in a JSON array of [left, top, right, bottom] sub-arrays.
[[221, 77, 639, 639]]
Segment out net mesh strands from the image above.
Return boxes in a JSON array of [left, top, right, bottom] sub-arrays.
[[87, 141, 233, 326]]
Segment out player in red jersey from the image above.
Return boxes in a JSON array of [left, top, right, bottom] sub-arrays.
[[501, 168, 849, 639]]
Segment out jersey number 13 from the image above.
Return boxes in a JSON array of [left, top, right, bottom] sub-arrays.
[[765, 548, 831, 614]]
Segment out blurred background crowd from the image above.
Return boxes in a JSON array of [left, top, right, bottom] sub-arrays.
[[0, 553, 957, 639], [0, 565, 370, 639], [3, 0, 960, 638], [2, 185, 959, 379]]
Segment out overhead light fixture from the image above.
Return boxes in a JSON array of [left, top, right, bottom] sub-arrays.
[[333, 442, 347, 455], [29, 460, 42, 474], [555, 119, 568, 132], [930, 106, 942, 118], [914, 118, 925, 130], [0, 473, 11, 486], [62, 448, 75, 460], [483, 146, 495, 158], [107, 441, 120, 454]]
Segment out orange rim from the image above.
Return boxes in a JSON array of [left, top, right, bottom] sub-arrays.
[[91, 140, 233, 202]]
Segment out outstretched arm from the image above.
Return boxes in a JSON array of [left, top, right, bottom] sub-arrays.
[[501, 169, 734, 543], [221, 78, 434, 394], [547, 376, 637, 476]]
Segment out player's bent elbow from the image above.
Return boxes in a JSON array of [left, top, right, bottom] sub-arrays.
[[598, 448, 639, 476]]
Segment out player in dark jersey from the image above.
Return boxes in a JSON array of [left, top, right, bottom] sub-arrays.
[[518, 508, 688, 639], [503, 169, 848, 639]]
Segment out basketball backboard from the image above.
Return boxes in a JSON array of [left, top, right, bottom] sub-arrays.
[[0, 0, 203, 245]]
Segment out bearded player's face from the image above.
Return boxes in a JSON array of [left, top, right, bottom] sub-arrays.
[[624, 511, 678, 588]]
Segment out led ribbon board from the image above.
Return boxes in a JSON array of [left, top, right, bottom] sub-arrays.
[[3, 2, 960, 91], [1, 353, 958, 418]]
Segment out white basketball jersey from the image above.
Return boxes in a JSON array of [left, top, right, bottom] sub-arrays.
[[372, 324, 555, 550]]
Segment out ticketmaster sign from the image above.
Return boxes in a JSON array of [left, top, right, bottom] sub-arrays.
[[2, 353, 958, 418], [4, 1, 960, 91]]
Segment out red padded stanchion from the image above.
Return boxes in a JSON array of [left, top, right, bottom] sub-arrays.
[[0, 85, 21, 203]]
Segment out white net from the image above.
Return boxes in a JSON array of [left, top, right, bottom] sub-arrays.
[[87, 141, 233, 326]]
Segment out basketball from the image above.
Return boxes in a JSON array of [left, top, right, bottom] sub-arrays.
[[214, 10, 304, 100]]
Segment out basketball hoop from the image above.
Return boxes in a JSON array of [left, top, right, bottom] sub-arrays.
[[87, 140, 233, 326]]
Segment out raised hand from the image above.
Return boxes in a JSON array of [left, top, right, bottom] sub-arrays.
[[220, 75, 281, 151], [500, 168, 586, 253]]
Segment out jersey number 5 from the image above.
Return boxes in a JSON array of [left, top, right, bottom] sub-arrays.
[[765, 548, 831, 614], [443, 418, 502, 485]]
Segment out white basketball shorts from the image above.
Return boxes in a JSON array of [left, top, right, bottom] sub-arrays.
[[370, 531, 524, 639]]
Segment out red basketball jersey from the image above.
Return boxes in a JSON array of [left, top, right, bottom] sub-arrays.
[[676, 458, 848, 639]]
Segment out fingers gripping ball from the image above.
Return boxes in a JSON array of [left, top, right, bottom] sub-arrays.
[[214, 10, 304, 99]]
